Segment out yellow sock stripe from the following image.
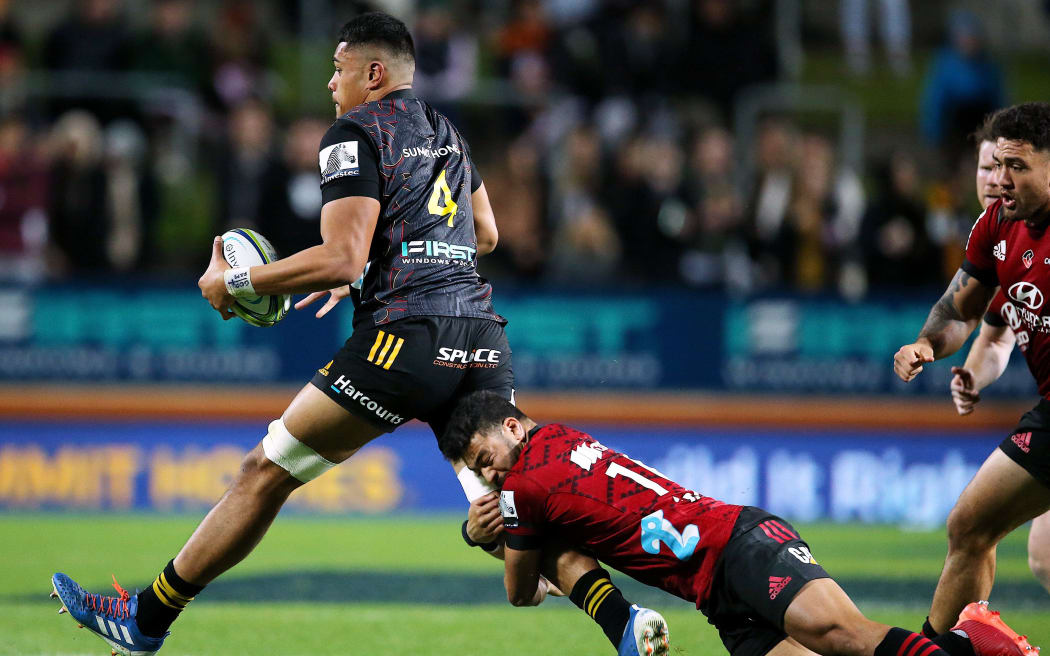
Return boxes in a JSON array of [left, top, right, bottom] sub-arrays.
[[157, 572, 195, 606], [374, 333, 396, 366], [585, 581, 613, 617], [382, 338, 405, 370], [582, 578, 609, 612], [367, 331, 386, 363], [151, 580, 182, 610], [588, 586, 615, 618]]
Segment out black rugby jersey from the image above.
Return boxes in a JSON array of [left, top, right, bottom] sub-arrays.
[[318, 89, 504, 328]]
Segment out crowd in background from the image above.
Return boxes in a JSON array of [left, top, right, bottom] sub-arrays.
[[0, 0, 1037, 297]]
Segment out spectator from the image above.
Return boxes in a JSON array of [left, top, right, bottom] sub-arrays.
[[209, 0, 273, 111], [134, 0, 211, 95], [0, 0, 26, 114], [920, 9, 1005, 164], [860, 152, 938, 289], [0, 114, 48, 282], [480, 138, 547, 281], [841, 0, 912, 76], [256, 117, 328, 257], [102, 120, 158, 272], [215, 97, 275, 232], [412, 4, 478, 118]]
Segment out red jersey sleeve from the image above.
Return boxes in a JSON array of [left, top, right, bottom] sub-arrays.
[[962, 203, 1001, 287], [500, 474, 548, 551]]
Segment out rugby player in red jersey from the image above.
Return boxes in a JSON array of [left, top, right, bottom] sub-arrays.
[[438, 391, 1035, 656], [945, 128, 1050, 597], [895, 102, 1050, 645]]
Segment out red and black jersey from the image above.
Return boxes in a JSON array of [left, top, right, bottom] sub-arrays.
[[500, 424, 742, 607], [965, 198, 1050, 398], [318, 89, 503, 328]]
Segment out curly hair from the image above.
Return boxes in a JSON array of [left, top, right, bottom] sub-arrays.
[[438, 392, 525, 462], [982, 102, 1050, 152]]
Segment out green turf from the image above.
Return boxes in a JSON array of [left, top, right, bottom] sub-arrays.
[[2, 514, 1048, 655]]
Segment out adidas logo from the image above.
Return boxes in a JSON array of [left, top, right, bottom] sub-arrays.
[[1012, 431, 1032, 453], [994, 240, 1007, 261], [768, 575, 792, 600]]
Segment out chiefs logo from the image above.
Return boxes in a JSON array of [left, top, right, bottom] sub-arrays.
[[1009, 282, 1044, 311]]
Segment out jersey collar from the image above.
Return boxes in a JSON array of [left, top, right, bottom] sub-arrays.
[[380, 88, 415, 101]]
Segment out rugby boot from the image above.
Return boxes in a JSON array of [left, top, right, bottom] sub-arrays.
[[951, 601, 1039, 656], [618, 604, 670, 656], [51, 572, 167, 656]]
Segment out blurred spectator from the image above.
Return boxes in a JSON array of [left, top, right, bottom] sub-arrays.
[[134, 0, 211, 94], [256, 117, 328, 257], [209, 0, 274, 111], [546, 202, 621, 284], [216, 98, 275, 232], [680, 126, 748, 288], [747, 118, 797, 281], [841, 0, 912, 76], [0, 0, 26, 113], [920, 9, 1005, 164], [481, 138, 547, 280], [594, 3, 677, 98], [494, 0, 551, 76], [681, 0, 779, 121], [0, 115, 48, 282], [46, 110, 109, 273], [42, 0, 134, 121], [860, 152, 938, 289], [102, 120, 159, 272], [412, 4, 478, 116]]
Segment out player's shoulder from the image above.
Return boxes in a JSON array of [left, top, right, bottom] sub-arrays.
[[321, 115, 372, 148]]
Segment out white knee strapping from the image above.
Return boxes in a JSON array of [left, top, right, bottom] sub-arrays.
[[457, 466, 495, 502], [262, 418, 336, 483]]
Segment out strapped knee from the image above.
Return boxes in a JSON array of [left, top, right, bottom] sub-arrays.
[[262, 418, 336, 483]]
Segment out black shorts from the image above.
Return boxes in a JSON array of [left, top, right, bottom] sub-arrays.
[[998, 398, 1050, 489], [700, 507, 831, 656], [310, 316, 513, 438]]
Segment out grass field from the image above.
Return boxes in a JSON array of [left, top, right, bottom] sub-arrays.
[[2, 514, 1047, 656]]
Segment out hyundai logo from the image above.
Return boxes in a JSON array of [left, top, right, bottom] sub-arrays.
[[1009, 281, 1044, 311]]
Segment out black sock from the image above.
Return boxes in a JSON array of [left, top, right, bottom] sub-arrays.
[[875, 627, 950, 656], [568, 568, 632, 647], [923, 617, 940, 638], [932, 630, 977, 656], [135, 560, 205, 638]]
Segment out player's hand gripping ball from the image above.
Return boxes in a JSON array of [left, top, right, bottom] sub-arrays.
[[221, 228, 291, 327]]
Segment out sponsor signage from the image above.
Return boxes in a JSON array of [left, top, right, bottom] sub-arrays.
[[0, 283, 1037, 395], [0, 421, 1000, 526]]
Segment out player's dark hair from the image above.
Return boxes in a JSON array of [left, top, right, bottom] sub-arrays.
[[982, 102, 1050, 153], [439, 392, 526, 462], [337, 12, 415, 62], [971, 118, 995, 153]]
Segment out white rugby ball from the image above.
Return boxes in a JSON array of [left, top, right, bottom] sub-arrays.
[[221, 228, 291, 327]]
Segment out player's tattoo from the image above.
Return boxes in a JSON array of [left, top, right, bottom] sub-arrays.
[[918, 269, 995, 356]]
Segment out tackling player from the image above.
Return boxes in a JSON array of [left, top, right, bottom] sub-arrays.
[[438, 391, 1037, 656], [894, 102, 1050, 641], [946, 130, 1050, 596], [48, 12, 661, 656]]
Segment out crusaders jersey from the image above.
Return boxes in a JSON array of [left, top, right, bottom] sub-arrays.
[[965, 198, 1050, 398], [318, 89, 503, 328], [500, 424, 742, 607]]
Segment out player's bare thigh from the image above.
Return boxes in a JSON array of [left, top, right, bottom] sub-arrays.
[[783, 578, 886, 656], [949, 448, 1050, 544], [1027, 511, 1050, 588], [766, 636, 821, 656], [282, 383, 386, 463]]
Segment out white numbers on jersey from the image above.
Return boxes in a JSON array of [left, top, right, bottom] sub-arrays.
[[428, 169, 458, 227], [607, 462, 669, 496]]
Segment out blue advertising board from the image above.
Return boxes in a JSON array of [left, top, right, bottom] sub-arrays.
[[0, 420, 1004, 526], [0, 282, 1037, 396]]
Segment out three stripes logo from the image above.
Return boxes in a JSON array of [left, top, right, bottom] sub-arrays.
[[94, 615, 134, 646], [367, 331, 405, 370], [768, 575, 792, 600], [1012, 431, 1032, 454], [758, 519, 798, 544]]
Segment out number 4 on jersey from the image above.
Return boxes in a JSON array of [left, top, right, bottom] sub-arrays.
[[428, 169, 458, 226]]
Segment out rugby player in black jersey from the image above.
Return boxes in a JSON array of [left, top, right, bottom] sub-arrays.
[[50, 12, 663, 656]]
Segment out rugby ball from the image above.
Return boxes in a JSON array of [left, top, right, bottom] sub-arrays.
[[221, 228, 291, 327]]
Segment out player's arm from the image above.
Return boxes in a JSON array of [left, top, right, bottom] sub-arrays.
[[472, 183, 498, 257], [893, 268, 996, 382], [951, 319, 1015, 415], [503, 546, 547, 606]]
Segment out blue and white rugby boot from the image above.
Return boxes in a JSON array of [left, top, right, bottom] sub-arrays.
[[51, 573, 167, 656], [617, 604, 670, 656]]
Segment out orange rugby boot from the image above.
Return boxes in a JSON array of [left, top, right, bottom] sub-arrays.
[[951, 601, 1040, 656]]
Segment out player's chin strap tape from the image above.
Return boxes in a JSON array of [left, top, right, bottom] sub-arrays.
[[457, 466, 496, 503], [262, 419, 336, 483]]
